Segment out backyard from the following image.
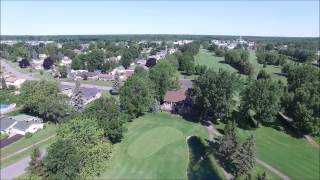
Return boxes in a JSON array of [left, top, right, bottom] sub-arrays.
[[0, 123, 57, 169]]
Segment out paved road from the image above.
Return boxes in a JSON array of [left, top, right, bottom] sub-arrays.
[[0, 150, 47, 180], [0, 156, 31, 180], [1, 59, 112, 91]]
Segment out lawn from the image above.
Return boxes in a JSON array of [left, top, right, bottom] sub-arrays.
[[195, 49, 238, 74], [0, 123, 57, 168], [6, 61, 54, 80], [215, 123, 320, 179], [195, 49, 287, 84], [98, 112, 208, 179], [248, 51, 287, 84]]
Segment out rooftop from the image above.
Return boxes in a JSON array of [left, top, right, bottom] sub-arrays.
[[163, 90, 186, 103]]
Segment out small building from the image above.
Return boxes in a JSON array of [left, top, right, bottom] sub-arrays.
[[60, 85, 102, 105], [161, 90, 188, 113], [60, 56, 72, 66], [0, 114, 43, 136], [5, 76, 26, 89]]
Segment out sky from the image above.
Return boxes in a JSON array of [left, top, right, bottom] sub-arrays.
[[1, 1, 319, 37]]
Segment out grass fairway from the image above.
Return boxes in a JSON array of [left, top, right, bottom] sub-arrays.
[[195, 49, 238, 73], [248, 51, 287, 84], [215, 123, 320, 179], [99, 112, 208, 179]]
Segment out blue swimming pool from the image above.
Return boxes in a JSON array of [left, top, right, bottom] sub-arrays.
[[0, 104, 10, 110]]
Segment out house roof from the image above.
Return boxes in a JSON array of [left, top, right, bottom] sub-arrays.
[[60, 85, 101, 98], [163, 90, 186, 103], [0, 117, 16, 131], [11, 114, 41, 122], [13, 121, 41, 131], [179, 79, 193, 90]]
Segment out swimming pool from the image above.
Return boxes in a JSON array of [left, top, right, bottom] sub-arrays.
[[0, 104, 10, 110]]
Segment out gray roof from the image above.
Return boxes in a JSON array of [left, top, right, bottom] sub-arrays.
[[0, 117, 16, 131], [13, 121, 41, 131], [11, 114, 41, 122], [179, 79, 193, 90], [60, 85, 101, 98]]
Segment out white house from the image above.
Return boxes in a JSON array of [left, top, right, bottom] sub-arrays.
[[60, 56, 72, 66], [0, 114, 43, 136]]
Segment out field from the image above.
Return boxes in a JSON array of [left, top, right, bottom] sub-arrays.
[[99, 112, 208, 179], [215, 123, 320, 179], [195, 49, 238, 73], [0, 123, 57, 169], [195, 49, 287, 83]]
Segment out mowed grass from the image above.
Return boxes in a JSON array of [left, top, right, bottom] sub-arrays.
[[248, 51, 287, 84], [215, 123, 320, 179], [195, 49, 287, 84], [99, 112, 208, 179], [195, 49, 238, 73]]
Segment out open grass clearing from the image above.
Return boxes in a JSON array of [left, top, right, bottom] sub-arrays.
[[98, 112, 208, 179], [215, 122, 319, 179]]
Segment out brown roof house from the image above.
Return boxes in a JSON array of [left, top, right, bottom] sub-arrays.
[[161, 90, 190, 113]]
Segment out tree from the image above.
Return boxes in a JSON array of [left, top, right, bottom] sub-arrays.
[[178, 52, 195, 75], [191, 69, 239, 121], [150, 98, 160, 113], [111, 71, 120, 95], [230, 135, 256, 178], [1, 76, 7, 90], [19, 80, 72, 123], [19, 59, 31, 68], [218, 120, 240, 162], [71, 80, 84, 112], [149, 60, 178, 100], [194, 64, 207, 75], [240, 79, 283, 126], [56, 117, 112, 178], [28, 148, 46, 177], [84, 97, 126, 143], [44, 139, 81, 180], [43, 57, 54, 70], [58, 65, 67, 78], [121, 49, 133, 69], [11, 46, 31, 62], [46, 43, 59, 62], [120, 75, 154, 118], [257, 69, 270, 80]]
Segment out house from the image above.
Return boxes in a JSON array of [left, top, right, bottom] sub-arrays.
[[60, 85, 102, 105], [98, 73, 114, 81], [0, 114, 43, 136], [121, 70, 135, 81], [60, 56, 72, 66], [161, 90, 188, 113], [5, 76, 26, 89]]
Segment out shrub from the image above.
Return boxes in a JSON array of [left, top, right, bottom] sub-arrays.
[[25, 132, 33, 138]]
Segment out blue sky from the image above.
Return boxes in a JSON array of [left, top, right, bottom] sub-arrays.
[[1, 1, 319, 37]]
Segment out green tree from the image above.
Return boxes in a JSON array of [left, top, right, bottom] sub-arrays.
[[257, 69, 271, 80], [57, 117, 113, 178], [230, 135, 256, 178], [111, 71, 120, 95], [44, 139, 81, 180], [1, 76, 7, 90], [71, 80, 84, 112], [121, 49, 133, 69], [149, 60, 178, 100], [28, 148, 46, 177], [240, 79, 283, 126], [218, 121, 240, 162], [191, 69, 239, 121], [11, 46, 31, 61], [58, 65, 67, 78], [84, 97, 126, 143], [120, 75, 154, 118], [19, 80, 72, 123]]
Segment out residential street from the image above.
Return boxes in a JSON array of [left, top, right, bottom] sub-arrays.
[[1, 59, 112, 91], [1, 156, 30, 180]]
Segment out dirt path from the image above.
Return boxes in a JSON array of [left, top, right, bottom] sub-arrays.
[[1, 135, 55, 161], [205, 121, 291, 180], [304, 135, 320, 149]]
